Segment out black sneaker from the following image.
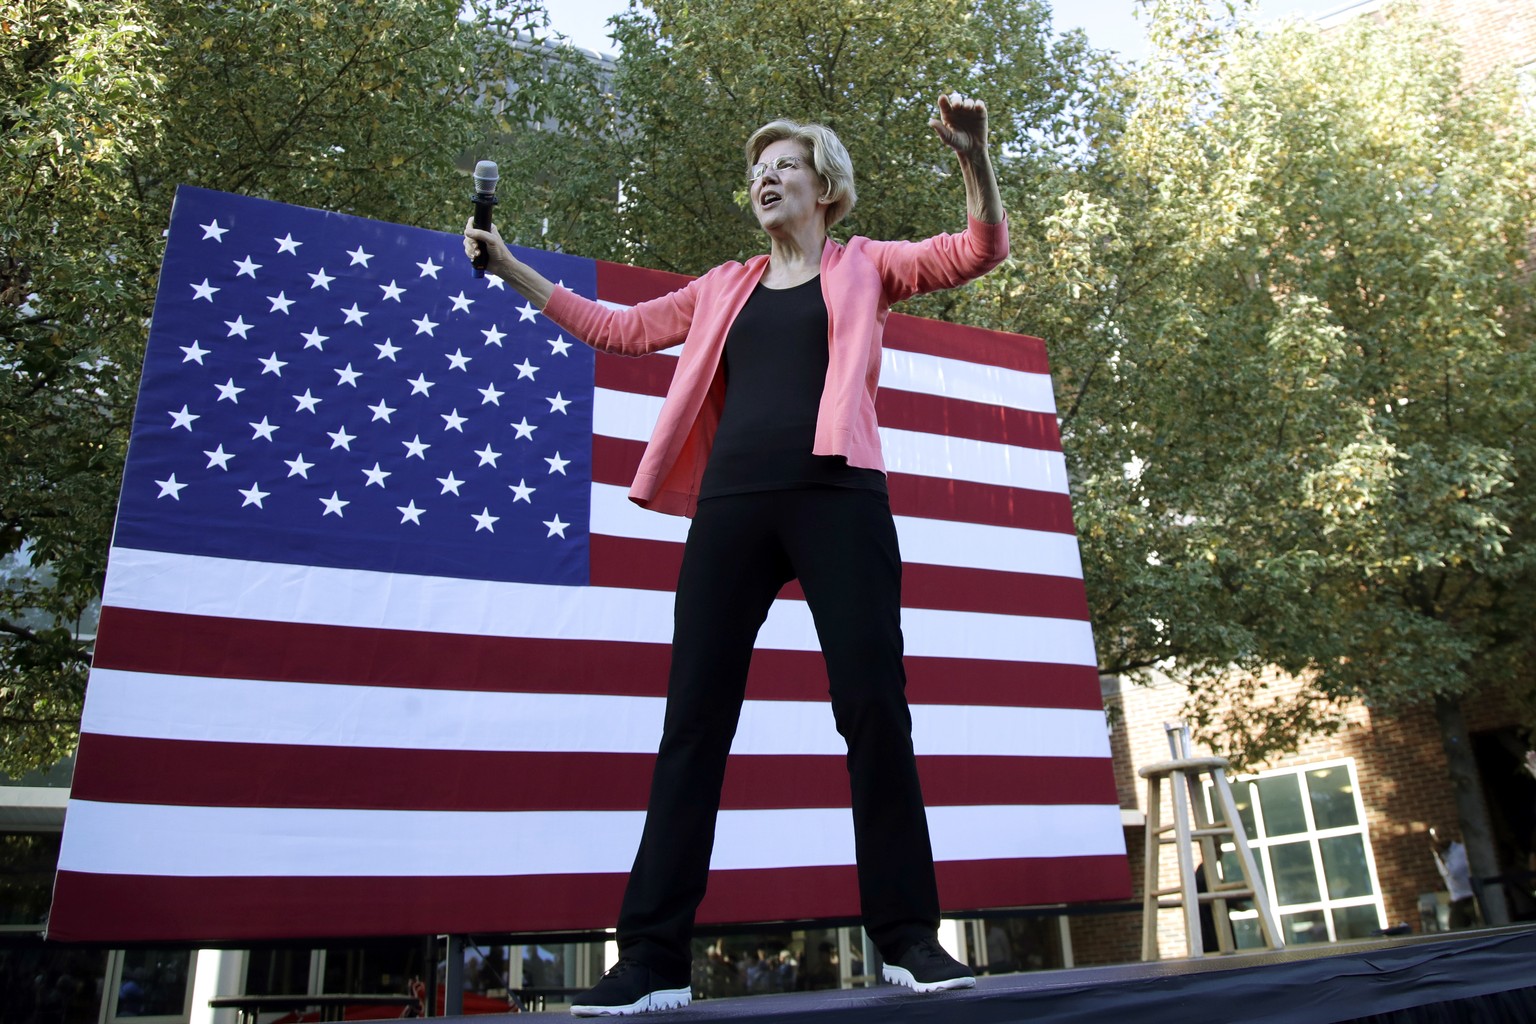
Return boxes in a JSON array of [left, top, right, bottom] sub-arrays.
[[881, 938, 976, 993], [569, 958, 691, 1017]]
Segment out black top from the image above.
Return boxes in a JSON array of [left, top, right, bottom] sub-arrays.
[[698, 275, 887, 499]]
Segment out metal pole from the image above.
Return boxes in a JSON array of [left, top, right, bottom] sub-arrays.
[[443, 935, 465, 1017]]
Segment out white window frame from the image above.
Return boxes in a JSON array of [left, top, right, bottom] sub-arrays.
[[1212, 757, 1387, 945], [102, 948, 196, 1024]]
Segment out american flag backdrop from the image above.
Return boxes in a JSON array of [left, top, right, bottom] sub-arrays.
[[48, 186, 1129, 943]]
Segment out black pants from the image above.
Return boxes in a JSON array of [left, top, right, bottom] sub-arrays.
[[617, 488, 940, 980]]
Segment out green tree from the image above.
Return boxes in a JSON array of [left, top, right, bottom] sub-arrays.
[[482, 0, 1110, 284], [0, 0, 549, 775], [995, 0, 1535, 914]]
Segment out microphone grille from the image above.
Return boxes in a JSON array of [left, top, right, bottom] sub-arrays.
[[473, 160, 499, 192]]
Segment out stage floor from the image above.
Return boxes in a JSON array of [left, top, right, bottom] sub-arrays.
[[493, 924, 1536, 1023]]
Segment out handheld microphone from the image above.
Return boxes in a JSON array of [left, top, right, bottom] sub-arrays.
[[470, 160, 499, 278]]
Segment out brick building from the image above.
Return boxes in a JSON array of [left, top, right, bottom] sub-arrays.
[[1066, 672, 1535, 965]]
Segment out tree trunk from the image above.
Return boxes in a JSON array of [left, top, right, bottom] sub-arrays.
[[1432, 694, 1510, 926]]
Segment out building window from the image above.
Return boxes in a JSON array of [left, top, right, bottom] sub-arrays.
[[1212, 760, 1387, 946], [104, 948, 194, 1023]]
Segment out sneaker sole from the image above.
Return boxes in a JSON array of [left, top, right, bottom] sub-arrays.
[[570, 987, 691, 1017], [882, 964, 976, 994]]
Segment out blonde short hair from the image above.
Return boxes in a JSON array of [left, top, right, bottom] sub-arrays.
[[746, 119, 857, 228]]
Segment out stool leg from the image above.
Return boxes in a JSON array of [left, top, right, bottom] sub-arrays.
[[1169, 768, 1204, 957], [1141, 774, 1164, 961], [1185, 771, 1235, 954], [1212, 774, 1284, 950]]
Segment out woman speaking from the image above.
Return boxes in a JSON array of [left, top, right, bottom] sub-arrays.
[[465, 92, 1008, 1017]]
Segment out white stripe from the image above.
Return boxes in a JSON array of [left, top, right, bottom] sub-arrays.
[[879, 427, 1069, 494], [57, 800, 1124, 877], [80, 669, 1113, 758], [589, 484, 1085, 577], [102, 548, 1098, 664], [881, 348, 1058, 414], [597, 345, 1058, 414], [593, 389, 1068, 493]]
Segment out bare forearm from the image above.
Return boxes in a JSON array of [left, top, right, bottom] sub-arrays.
[[959, 148, 1005, 225], [492, 254, 556, 309]]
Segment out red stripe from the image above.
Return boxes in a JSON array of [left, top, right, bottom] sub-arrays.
[[94, 608, 1106, 709], [591, 263, 1049, 374], [591, 435, 1077, 534], [594, 355, 1060, 452], [590, 535, 1089, 620], [48, 856, 1131, 942], [596, 259, 692, 307], [70, 735, 1119, 812]]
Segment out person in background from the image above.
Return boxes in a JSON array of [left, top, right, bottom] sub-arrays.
[[466, 92, 1007, 1017], [1431, 827, 1478, 929]]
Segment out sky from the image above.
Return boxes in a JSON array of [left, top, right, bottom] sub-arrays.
[[542, 0, 1371, 61]]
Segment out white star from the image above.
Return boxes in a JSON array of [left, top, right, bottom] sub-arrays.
[[200, 220, 228, 242], [482, 325, 506, 347], [341, 303, 368, 326], [362, 463, 391, 487], [375, 338, 401, 361], [320, 491, 350, 517], [545, 451, 570, 475], [169, 405, 199, 430], [485, 276, 505, 290], [180, 341, 210, 364], [259, 352, 288, 376], [397, 500, 425, 524], [347, 245, 373, 267], [156, 474, 187, 499], [308, 267, 335, 290], [412, 314, 438, 336], [328, 426, 356, 450], [380, 280, 405, 301], [215, 378, 245, 403], [334, 363, 362, 386], [285, 454, 314, 478], [367, 399, 396, 422], [543, 514, 569, 538], [233, 255, 262, 278], [474, 444, 501, 467], [204, 444, 235, 469], [509, 479, 535, 503], [548, 335, 573, 356], [446, 349, 471, 371], [517, 301, 539, 322], [190, 279, 219, 301], [514, 358, 538, 380], [239, 483, 269, 508], [512, 417, 537, 440], [472, 507, 500, 533], [275, 233, 302, 254], [301, 327, 328, 350], [547, 392, 572, 414], [437, 472, 464, 495], [450, 291, 474, 313], [250, 417, 279, 441], [293, 389, 321, 413], [441, 409, 467, 432], [403, 435, 430, 459], [225, 316, 252, 339], [267, 291, 295, 314], [416, 257, 442, 278], [478, 383, 504, 405], [407, 374, 435, 396]]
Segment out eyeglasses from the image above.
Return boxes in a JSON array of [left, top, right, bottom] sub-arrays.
[[747, 155, 805, 182]]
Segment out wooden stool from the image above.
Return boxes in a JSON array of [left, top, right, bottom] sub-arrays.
[[1138, 727, 1283, 960]]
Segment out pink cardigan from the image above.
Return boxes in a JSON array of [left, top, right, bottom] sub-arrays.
[[542, 215, 1010, 517]]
